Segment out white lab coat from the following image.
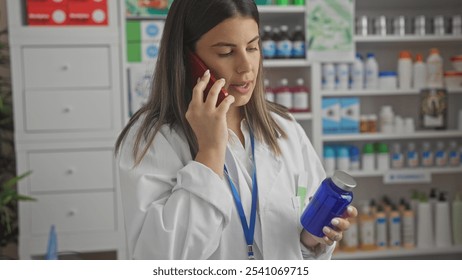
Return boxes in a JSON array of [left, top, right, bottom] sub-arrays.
[[117, 113, 334, 259]]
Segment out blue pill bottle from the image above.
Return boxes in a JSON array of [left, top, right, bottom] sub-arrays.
[[300, 170, 356, 238]]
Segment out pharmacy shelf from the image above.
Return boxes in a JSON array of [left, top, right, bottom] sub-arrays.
[[354, 35, 462, 43], [333, 245, 462, 260], [263, 59, 310, 68], [344, 166, 462, 178], [126, 15, 167, 20], [322, 130, 462, 142], [257, 5, 305, 13], [292, 112, 312, 121], [320, 88, 462, 97]]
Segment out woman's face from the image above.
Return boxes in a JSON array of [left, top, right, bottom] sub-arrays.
[[195, 16, 261, 107]]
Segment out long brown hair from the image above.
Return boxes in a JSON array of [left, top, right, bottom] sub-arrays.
[[115, 0, 291, 165]]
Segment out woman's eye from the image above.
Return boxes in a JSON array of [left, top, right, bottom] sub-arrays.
[[218, 51, 233, 57], [248, 47, 259, 52]]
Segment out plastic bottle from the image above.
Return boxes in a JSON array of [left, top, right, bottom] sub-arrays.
[[264, 79, 275, 102], [365, 53, 379, 90], [336, 63, 349, 90], [398, 50, 413, 89], [401, 202, 415, 249], [435, 192, 452, 248], [376, 142, 390, 171], [362, 143, 376, 172], [261, 25, 276, 59], [435, 141, 447, 167], [413, 53, 427, 89], [349, 145, 360, 171], [323, 146, 336, 175], [417, 193, 434, 248], [276, 25, 293, 59], [388, 204, 401, 248], [379, 106, 394, 134], [322, 63, 336, 90], [452, 193, 462, 245], [271, 27, 281, 58], [375, 205, 388, 250], [359, 203, 376, 251], [274, 78, 292, 110], [406, 142, 419, 168], [448, 140, 460, 166], [292, 78, 309, 112], [391, 143, 404, 169], [426, 48, 444, 88], [351, 53, 364, 90], [291, 25, 305, 58], [336, 146, 350, 172], [342, 212, 359, 252], [300, 171, 357, 242], [421, 141, 434, 167]]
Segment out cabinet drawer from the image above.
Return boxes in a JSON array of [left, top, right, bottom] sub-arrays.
[[28, 149, 114, 192], [30, 192, 115, 235], [23, 47, 111, 89], [24, 90, 112, 131]]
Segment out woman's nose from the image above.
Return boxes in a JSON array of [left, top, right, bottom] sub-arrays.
[[236, 54, 252, 74]]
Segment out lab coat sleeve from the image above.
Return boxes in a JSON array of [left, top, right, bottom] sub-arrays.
[[118, 125, 233, 259], [293, 121, 335, 260]]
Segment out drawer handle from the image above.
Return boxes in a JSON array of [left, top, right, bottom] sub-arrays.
[[66, 168, 75, 175], [67, 209, 77, 217], [62, 107, 72, 113], [61, 64, 70, 71]]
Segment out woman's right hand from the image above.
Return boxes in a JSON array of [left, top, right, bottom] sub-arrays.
[[185, 69, 235, 177]]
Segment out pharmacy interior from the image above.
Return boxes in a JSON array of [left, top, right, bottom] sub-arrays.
[[5, 0, 462, 260]]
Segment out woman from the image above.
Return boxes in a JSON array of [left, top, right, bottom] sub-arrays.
[[116, 0, 357, 260]]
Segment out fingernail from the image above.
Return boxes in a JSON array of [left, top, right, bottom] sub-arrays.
[[197, 77, 200, 83], [323, 226, 331, 234], [219, 78, 226, 85], [347, 206, 354, 214], [331, 219, 340, 226], [324, 236, 330, 242], [204, 69, 210, 76]]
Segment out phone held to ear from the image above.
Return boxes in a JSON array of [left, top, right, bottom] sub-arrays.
[[187, 51, 228, 106]]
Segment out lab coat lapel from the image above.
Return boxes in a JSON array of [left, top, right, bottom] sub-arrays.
[[254, 142, 282, 211]]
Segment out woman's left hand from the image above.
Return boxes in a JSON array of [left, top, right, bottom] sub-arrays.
[[320, 205, 358, 246], [300, 205, 358, 248]]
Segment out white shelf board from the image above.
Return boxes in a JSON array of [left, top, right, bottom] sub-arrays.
[[355, 35, 462, 43], [322, 130, 462, 142], [333, 245, 462, 260], [343, 166, 462, 178], [263, 59, 310, 68], [293, 112, 312, 121], [257, 5, 305, 13], [320, 88, 462, 97]]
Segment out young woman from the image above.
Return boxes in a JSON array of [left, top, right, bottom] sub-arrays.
[[116, 0, 357, 260]]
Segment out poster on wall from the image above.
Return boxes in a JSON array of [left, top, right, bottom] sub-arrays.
[[126, 0, 173, 16], [306, 0, 355, 62]]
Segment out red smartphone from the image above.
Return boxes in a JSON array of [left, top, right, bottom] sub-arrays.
[[187, 51, 228, 106]]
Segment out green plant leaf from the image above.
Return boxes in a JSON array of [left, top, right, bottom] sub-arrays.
[[2, 171, 32, 189]]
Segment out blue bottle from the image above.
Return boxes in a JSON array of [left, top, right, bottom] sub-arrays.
[[300, 170, 356, 238]]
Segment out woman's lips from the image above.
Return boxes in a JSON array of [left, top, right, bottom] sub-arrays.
[[230, 82, 252, 94]]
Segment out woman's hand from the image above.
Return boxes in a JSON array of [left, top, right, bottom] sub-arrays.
[[301, 205, 358, 248], [186, 70, 235, 176]]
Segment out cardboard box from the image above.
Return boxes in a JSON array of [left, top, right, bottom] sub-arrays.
[[67, 0, 108, 25], [27, 5, 68, 26], [126, 20, 165, 42], [340, 97, 360, 133], [127, 42, 160, 63], [322, 98, 341, 134], [128, 64, 156, 116]]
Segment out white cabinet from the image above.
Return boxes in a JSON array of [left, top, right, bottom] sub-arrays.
[[7, 0, 125, 259]]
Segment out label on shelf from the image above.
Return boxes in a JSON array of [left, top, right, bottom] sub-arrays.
[[383, 170, 431, 184]]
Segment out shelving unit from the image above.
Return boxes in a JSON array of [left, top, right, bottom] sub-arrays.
[[7, 0, 126, 259], [310, 0, 462, 260]]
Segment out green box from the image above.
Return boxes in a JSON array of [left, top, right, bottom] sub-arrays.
[[126, 21, 141, 42], [127, 42, 142, 62]]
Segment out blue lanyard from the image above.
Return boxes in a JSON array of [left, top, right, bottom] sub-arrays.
[[224, 132, 258, 260]]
